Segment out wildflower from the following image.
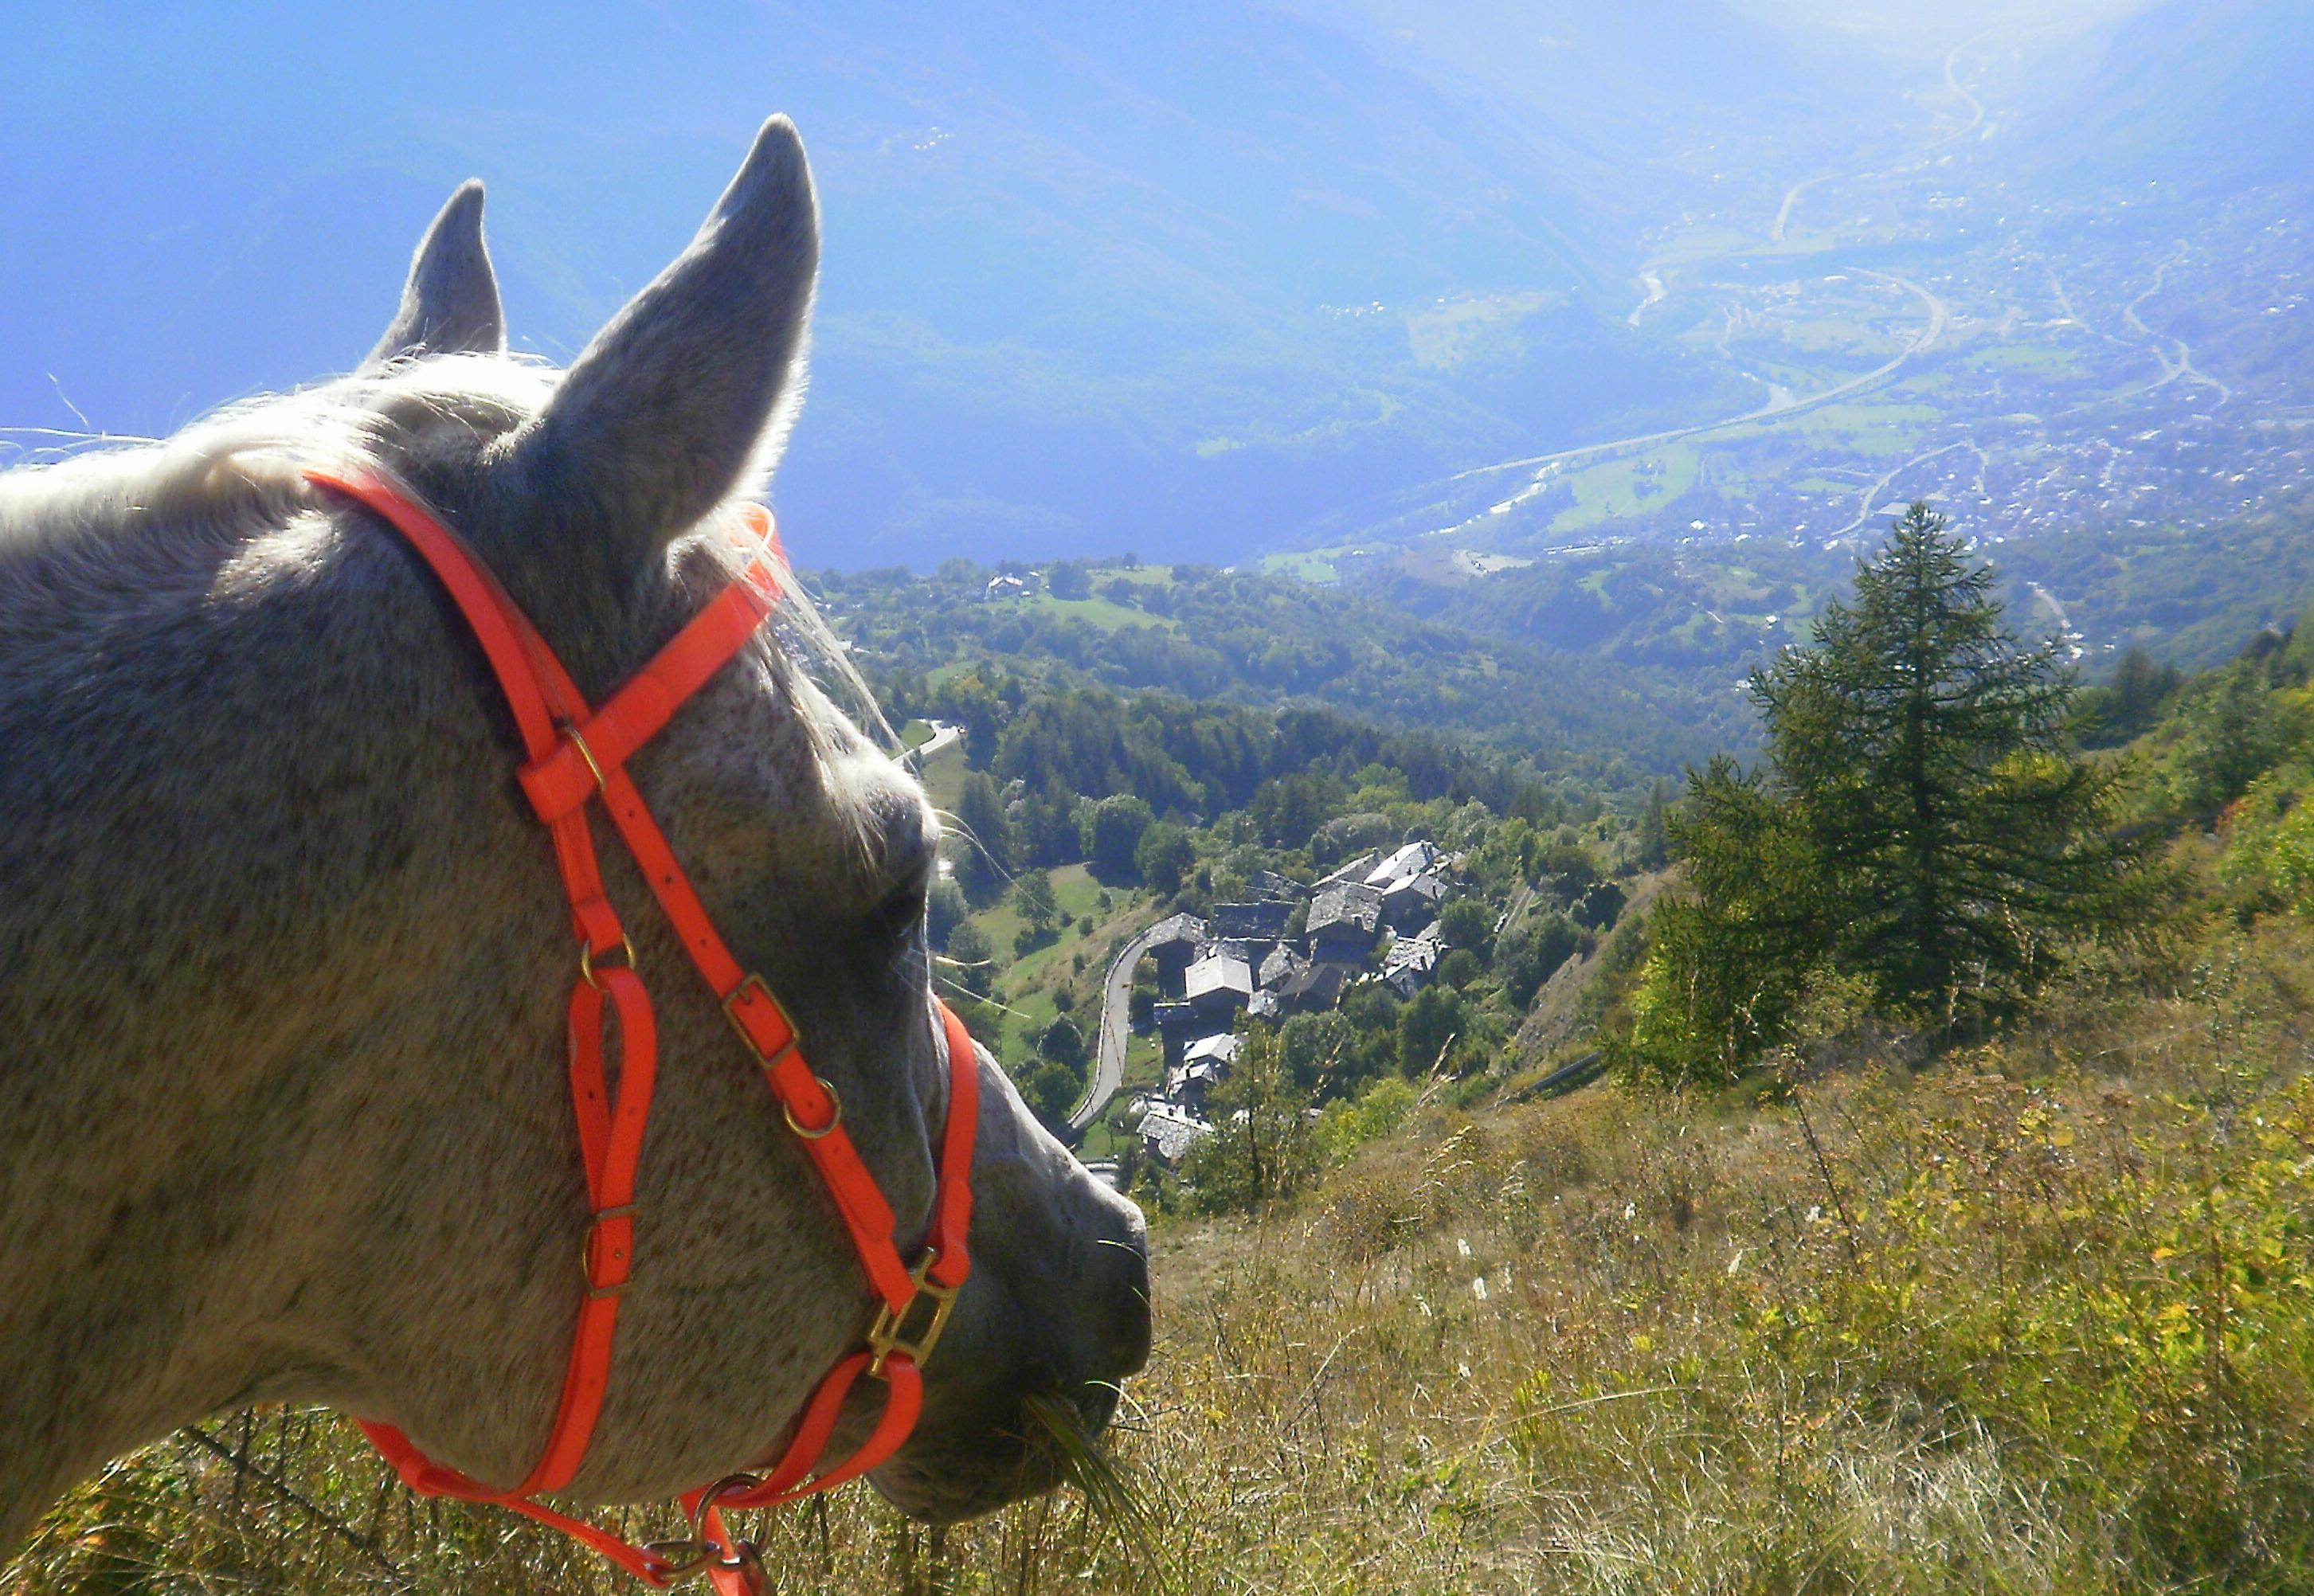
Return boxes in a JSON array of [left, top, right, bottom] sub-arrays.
[[1473, 1276, 1490, 1302]]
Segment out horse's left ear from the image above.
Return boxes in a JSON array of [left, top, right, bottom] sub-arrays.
[[509, 115, 817, 573], [366, 180, 506, 366]]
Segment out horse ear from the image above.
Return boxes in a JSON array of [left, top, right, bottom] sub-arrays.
[[366, 181, 506, 366], [511, 116, 817, 568]]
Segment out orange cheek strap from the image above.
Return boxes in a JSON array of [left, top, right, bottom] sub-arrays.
[[309, 468, 979, 1591]]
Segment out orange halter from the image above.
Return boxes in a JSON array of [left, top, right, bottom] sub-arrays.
[[308, 468, 977, 1594]]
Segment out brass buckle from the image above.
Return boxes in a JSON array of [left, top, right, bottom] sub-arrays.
[[723, 975, 842, 1139], [867, 1253, 961, 1377], [558, 717, 613, 793], [721, 973, 799, 1070]]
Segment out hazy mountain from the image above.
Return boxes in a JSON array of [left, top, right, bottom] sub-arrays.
[[7, 2, 2297, 580], [2, 2, 1857, 571], [2004, 0, 2314, 194]]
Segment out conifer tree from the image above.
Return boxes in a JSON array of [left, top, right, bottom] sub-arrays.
[[952, 770, 1013, 903], [1615, 756, 1823, 1082], [1616, 504, 2141, 1083], [1754, 502, 2128, 1013]]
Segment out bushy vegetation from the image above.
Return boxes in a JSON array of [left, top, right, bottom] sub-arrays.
[[22, 916, 2312, 1595], [1611, 507, 2150, 1086]]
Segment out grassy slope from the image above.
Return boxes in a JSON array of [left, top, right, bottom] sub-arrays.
[[22, 909, 2314, 1594]]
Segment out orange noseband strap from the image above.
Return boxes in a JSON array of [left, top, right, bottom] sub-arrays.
[[309, 470, 978, 1590]]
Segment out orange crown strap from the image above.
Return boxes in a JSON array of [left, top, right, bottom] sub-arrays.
[[308, 467, 981, 1589]]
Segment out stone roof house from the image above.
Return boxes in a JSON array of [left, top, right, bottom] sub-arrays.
[[1306, 882, 1383, 962]]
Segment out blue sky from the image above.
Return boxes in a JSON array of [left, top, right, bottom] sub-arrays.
[[5, 5, 856, 431]]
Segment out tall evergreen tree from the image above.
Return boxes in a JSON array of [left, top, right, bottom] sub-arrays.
[[951, 770, 1013, 903], [1755, 502, 2128, 1012], [1617, 505, 2144, 1084]]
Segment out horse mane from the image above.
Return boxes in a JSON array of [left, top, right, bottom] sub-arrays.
[[0, 350, 893, 786]]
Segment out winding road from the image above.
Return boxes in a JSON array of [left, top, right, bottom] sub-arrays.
[[1066, 917, 1173, 1136], [1825, 438, 1974, 542], [2125, 248, 2232, 405], [1771, 175, 1832, 244], [1451, 270, 1947, 489]]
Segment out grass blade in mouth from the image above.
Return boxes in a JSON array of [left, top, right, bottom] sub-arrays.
[[1019, 1389, 1176, 1595]]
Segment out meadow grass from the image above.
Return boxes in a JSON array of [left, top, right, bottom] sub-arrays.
[[12, 921, 2314, 1594]]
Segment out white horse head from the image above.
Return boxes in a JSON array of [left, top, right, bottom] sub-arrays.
[[0, 116, 1149, 1553]]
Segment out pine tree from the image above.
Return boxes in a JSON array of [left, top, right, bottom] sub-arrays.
[[1756, 502, 2128, 1014], [1635, 777, 1672, 869], [952, 771, 1012, 903], [1012, 867, 1059, 937]]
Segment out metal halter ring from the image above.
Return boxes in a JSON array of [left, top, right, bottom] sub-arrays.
[[558, 718, 613, 793], [783, 1078, 844, 1140], [578, 934, 639, 990], [640, 1536, 759, 1585]]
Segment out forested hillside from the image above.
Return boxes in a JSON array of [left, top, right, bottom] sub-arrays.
[[816, 557, 1736, 774]]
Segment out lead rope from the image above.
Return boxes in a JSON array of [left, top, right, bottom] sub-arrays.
[[309, 470, 978, 1589]]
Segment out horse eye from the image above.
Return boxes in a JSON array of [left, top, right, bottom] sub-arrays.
[[871, 871, 930, 942]]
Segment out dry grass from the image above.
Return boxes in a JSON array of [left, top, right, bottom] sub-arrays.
[[14, 925, 2314, 1594]]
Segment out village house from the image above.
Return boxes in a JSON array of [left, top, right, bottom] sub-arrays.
[[1318, 851, 1381, 889], [1141, 913, 1208, 997], [1277, 958, 1357, 1013], [1258, 943, 1303, 989], [1306, 881, 1383, 964], [1167, 1032, 1242, 1108], [1182, 950, 1254, 1027], [1379, 870, 1447, 931], [1245, 869, 1299, 901], [1365, 839, 1449, 931], [1137, 1100, 1213, 1167], [1209, 898, 1294, 949], [1381, 922, 1447, 998]]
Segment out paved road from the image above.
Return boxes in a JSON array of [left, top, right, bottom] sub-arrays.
[[1771, 175, 1832, 244], [1451, 271, 1947, 491], [1067, 917, 1173, 1136], [902, 719, 960, 766]]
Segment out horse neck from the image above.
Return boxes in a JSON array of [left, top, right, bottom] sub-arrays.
[[0, 514, 581, 1532]]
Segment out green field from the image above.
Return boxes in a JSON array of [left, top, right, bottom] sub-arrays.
[[1004, 592, 1173, 634], [1548, 444, 1703, 534], [1262, 549, 1349, 584]]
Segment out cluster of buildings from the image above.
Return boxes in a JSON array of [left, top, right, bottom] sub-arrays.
[[1130, 840, 1458, 1165]]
